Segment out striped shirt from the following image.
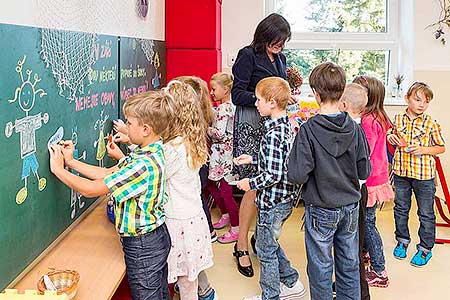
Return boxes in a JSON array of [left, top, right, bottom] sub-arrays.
[[389, 110, 445, 180], [249, 115, 298, 210], [104, 140, 167, 237]]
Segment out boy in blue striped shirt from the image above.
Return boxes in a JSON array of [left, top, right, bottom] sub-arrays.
[[237, 77, 306, 300]]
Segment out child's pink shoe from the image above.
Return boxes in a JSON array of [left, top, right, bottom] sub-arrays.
[[213, 214, 230, 229], [218, 229, 239, 244]]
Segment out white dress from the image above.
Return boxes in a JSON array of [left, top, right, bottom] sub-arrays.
[[163, 137, 214, 283]]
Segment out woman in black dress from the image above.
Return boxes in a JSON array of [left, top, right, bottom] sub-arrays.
[[232, 13, 291, 277]]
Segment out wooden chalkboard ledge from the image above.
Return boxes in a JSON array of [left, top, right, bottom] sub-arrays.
[[13, 197, 125, 300]]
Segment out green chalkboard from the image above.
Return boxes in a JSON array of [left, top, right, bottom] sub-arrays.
[[119, 37, 166, 118], [0, 23, 119, 289]]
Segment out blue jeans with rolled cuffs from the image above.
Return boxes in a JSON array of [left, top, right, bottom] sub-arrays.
[[305, 202, 360, 300], [393, 175, 436, 252], [364, 204, 386, 274], [256, 202, 299, 300], [121, 223, 171, 300]]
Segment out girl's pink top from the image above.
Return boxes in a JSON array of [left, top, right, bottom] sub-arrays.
[[361, 113, 390, 187]]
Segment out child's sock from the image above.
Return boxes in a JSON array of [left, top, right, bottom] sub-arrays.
[[231, 226, 239, 234]]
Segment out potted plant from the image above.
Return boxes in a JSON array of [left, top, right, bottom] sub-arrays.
[[393, 74, 405, 98]]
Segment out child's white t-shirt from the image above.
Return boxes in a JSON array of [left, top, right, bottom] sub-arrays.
[[163, 136, 202, 219]]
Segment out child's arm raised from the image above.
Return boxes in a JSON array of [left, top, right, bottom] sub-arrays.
[[60, 141, 118, 179], [50, 145, 110, 197]]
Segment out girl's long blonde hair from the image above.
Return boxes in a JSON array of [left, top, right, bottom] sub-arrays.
[[162, 80, 208, 169], [175, 76, 215, 126]]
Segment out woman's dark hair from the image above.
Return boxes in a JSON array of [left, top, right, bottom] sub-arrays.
[[249, 13, 291, 53]]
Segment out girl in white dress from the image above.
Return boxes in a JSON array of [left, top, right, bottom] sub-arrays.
[[162, 81, 214, 300]]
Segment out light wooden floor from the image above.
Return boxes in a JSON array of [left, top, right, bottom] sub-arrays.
[[206, 201, 450, 300]]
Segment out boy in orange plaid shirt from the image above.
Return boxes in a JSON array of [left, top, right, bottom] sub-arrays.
[[387, 82, 445, 267]]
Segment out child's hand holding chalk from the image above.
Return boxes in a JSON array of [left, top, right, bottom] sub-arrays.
[[58, 140, 75, 165], [113, 119, 127, 134], [113, 132, 130, 145], [107, 138, 125, 161]]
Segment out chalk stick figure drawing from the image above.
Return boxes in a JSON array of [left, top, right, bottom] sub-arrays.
[[94, 110, 109, 167], [5, 55, 49, 205], [152, 51, 161, 89], [70, 127, 86, 219]]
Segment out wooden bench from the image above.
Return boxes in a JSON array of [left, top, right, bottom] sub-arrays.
[[13, 197, 126, 300]]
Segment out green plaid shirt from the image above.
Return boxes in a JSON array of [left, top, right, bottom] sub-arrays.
[[104, 140, 167, 237]]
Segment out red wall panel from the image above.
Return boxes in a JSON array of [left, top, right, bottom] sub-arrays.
[[166, 0, 221, 50], [166, 49, 222, 83]]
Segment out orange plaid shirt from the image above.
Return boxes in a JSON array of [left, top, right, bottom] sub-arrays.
[[389, 110, 445, 180]]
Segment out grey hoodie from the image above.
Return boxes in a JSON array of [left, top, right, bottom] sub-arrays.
[[287, 112, 371, 208]]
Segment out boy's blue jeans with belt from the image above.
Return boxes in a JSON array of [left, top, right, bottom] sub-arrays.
[[256, 202, 299, 300], [393, 175, 436, 252], [305, 202, 360, 300], [121, 223, 171, 300]]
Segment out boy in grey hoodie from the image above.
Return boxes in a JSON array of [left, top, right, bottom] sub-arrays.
[[288, 63, 371, 300]]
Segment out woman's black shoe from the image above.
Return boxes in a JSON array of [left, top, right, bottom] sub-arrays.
[[233, 243, 254, 277], [250, 234, 257, 255]]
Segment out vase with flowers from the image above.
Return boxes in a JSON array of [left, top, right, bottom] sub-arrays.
[[393, 74, 404, 98]]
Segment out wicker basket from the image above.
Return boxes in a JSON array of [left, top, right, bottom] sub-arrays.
[[37, 270, 80, 299]]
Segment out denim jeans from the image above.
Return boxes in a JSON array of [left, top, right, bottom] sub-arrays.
[[364, 204, 386, 274], [393, 175, 436, 252], [256, 202, 299, 300], [305, 202, 360, 300], [121, 223, 171, 300]]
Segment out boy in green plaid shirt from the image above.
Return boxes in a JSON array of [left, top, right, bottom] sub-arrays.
[[49, 91, 174, 300]]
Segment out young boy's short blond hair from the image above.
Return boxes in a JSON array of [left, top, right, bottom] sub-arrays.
[[341, 83, 368, 115], [256, 77, 291, 110], [406, 81, 434, 101], [123, 91, 174, 135]]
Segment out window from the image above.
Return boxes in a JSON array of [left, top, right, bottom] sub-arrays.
[[265, 0, 400, 102]]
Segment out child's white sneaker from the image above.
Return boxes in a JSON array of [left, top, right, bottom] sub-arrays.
[[280, 280, 307, 299], [242, 296, 261, 300]]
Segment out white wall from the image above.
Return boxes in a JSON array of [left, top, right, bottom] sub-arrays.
[[414, 0, 450, 70], [222, 0, 265, 72], [0, 0, 165, 40]]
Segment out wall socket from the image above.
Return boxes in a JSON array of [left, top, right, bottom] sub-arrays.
[[227, 53, 236, 66]]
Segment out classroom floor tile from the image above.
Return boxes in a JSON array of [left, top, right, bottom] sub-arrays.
[[207, 201, 450, 300]]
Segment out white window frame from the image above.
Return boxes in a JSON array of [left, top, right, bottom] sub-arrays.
[[265, 0, 404, 105]]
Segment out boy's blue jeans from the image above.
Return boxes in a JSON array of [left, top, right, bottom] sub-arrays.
[[393, 175, 436, 252], [305, 202, 360, 300], [364, 205, 386, 274], [121, 223, 171, 300], [256, 202, 299, 300]]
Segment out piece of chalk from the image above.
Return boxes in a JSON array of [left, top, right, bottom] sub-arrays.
[[228, 181, 239, 185], [108, 135, 115, 149]]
